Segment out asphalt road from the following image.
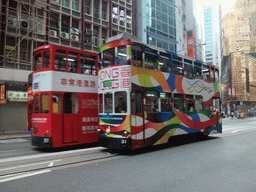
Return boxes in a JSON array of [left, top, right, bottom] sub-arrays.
[[1, 117, 256, 191]]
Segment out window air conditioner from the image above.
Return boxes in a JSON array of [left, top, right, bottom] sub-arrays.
[[86, 29, 92, 36], [8, 18, 17, 28], [20, 20, 29, 29], [71, 35, 79, 41], [61, 32, 69, 39], [50, 30, 57, 37]]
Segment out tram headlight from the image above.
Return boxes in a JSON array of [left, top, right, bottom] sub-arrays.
[[34, 126, 37, 133], [106, 126, 111, 134], [97, 128, 101, 132]]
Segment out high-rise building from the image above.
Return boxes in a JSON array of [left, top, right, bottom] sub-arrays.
[[204, 5, 220, 66], [135, 0, 176, 52], [0, 0, 135, 133]]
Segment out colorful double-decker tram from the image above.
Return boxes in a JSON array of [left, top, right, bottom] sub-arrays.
[[31, 45, 99, 148], [98, 33, 222, 150]]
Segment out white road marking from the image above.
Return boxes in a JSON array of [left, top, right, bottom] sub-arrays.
[[0, 146, 105, 163], [0, 139, 29, 144], [0, 160, 62, 172], [0, 169, 51, 183]]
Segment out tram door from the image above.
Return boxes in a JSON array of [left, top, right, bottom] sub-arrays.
[[131, 91, 145, 146], [63, 93, 79, 143]]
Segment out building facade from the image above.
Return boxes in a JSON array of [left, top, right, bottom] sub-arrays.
[[204, 5, 220, 66], [0, 0, 135, 133], [135, 0, 176, 52]]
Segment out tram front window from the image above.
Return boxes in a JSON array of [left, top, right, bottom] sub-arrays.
[[115, 91, 127, 113], [105, 93, 113, 113]]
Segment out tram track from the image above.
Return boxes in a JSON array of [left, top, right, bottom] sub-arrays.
[[0, 147, 120, 180]]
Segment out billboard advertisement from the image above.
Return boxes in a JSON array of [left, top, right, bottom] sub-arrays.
[[187, 29, 195, 59]]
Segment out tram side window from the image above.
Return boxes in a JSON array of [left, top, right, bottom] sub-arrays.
[[173, 94, 183, 112], [99, 93, 103, 113], [68, 58, 78, 72], [159, 93, 172, 112], [115, 91, 127, 113], [41, 94, 49, 114], [185, 95, 194, 112], [195, 95, 203, 112], [213, 98, 220, 112], [203, 65, 210, 81], [117, 46, 128, 65], [131, 45, 142, 68], [144, 48, 158, 71], [68, 51, 78, 72], [210, 67, 215, 82], [194, 62, 202, 79], [172, 56, 183, 75], [215, 69, 219, 82], [145, 91, 158, 113], [105, 93, 113, 113], [55, 55, 66, 71], [34, 95, 39, 113], [184, 59, 193, 78], [43, 51, 50, 68], [53, 94, 61, 113], [159, 53, 171, 73], [103, 48, 115, 68], [34, 53, 42, 71], [81, 54, 97, 75]]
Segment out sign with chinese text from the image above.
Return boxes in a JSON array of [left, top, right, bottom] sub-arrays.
[[187, 29, 195, 59], [99, 66, 131, 91], [7, 91, 28, 102], [33, 71, 98, 93]]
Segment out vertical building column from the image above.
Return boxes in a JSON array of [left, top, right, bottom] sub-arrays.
[[0, 0, 7, 67]]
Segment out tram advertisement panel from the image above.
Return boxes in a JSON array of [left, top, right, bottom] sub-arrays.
[[33, 71, 97, 93], [98, 65, 131, 91]]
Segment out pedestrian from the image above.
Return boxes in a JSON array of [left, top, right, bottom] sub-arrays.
[[231, 111, 234, 118]]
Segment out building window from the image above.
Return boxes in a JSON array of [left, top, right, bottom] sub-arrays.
[[72, 0, 79, 10], [62, 0, 70, 8]]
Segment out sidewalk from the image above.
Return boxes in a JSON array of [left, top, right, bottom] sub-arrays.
[[0, 132, 31, 140]]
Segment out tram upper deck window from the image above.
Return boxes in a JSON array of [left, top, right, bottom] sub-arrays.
[[117, 46, 128, 65], [34, 53, 42, 71], [115, 91, 127, 113], [203, 65, 210, 81], [215, 69, 219, 82], [172, 56, 183, 75], [194, 62, 202, 79], [184, 59, 193, 78], [131, 44, 142, 68], [43, 51, 50, 68], [68, 51, 78, 73], [103, 48, 114, 68], [159, 52, 171, 73], [144, 48, 158, 71], [55, 49, 67, 71]]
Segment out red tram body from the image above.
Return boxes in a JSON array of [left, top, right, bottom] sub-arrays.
[[31, 45, 99, 148]]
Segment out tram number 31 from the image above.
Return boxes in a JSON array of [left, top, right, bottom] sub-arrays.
[[121, 140, 127, 144]]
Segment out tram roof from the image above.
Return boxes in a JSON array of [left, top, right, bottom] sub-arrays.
[[106, 33, 140, 44]]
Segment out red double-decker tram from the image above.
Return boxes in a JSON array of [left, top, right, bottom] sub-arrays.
[[31, 45, 99, 148]]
